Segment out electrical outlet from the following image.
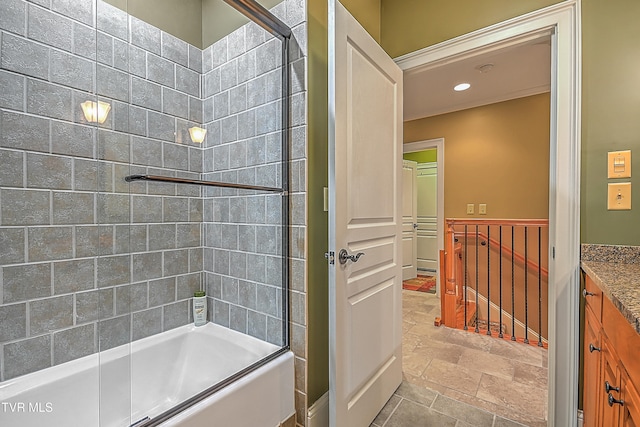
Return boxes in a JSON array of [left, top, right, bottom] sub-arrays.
[[466, 204, 474, 215], [479, 204, 487, 215]]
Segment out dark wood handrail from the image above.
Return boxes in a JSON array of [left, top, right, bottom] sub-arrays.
[[453, 230, 548, 279], [446, 218, 549, 227]]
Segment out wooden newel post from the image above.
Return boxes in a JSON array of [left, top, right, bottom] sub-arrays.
[[441, 222, 457, 327]]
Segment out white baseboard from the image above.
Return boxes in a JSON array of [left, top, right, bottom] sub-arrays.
[[307, 392, 329, 427]]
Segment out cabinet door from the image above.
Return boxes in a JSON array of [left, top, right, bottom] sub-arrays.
[[621, 372, 640, 427], [584, 308, 602, 427], [600, 339, 621, 427]]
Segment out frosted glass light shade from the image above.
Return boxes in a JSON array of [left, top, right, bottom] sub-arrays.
[[188, 126, 207, 143], [81, 100, 111, 124]]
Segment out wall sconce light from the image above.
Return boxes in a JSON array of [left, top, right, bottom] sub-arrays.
[[81, 100, 111, 124], [188, 126, 207, 144]]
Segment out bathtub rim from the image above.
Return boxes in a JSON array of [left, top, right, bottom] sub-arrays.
[[139, 345, 291, 427]]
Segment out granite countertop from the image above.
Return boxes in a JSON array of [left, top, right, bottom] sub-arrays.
[[581, 260, 640, 335]]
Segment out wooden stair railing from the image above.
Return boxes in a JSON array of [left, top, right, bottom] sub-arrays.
[[453, 231, 548, 279], [439, 218, 549, 340]]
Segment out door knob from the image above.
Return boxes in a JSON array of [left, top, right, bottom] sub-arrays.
[[608, 393, 624, 407], [338, 249, 364, 265], [413, 223, 418, 229], [605, 381, 620, 393], [589, 343, 601, 353], [583, 288, 595, 298]]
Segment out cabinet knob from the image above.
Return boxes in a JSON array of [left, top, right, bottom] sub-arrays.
[[589, 343, 601, 353], [605, 381, 620, 393], [608, 393, 624, 407], [583, 288, 595, 298]]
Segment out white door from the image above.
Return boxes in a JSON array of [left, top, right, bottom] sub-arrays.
[[402, 160, 418, 280], [328, 1, 403, 426], [417, 163, 438, 272]]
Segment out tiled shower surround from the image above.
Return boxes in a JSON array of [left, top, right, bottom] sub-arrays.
[[0, 0, 307, 399]]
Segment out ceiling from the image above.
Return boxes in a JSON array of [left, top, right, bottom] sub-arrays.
[[402, 36, 552, 122]]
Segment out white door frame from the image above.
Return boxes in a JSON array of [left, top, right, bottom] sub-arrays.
[[395, 2, 581, 426], [403, 138, 444, 297]]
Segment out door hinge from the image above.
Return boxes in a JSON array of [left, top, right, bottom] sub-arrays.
[[325, 251, 335, 265], [552, 247, 555, 259]]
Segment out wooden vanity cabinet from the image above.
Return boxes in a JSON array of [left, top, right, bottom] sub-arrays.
[[600, 339, 621, 427], [582, 274, 640, 427], [583, 275, 604, 427], [620, 371, 640, 427], [584, 308, 602, 427]]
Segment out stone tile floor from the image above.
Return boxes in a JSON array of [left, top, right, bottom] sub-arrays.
[[372, 290, 548, 427]]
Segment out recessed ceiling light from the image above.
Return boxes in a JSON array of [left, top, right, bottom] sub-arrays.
[[454, 83, 471, 91]]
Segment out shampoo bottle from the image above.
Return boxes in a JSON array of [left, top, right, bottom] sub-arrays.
[[193, 291, 207, 326]]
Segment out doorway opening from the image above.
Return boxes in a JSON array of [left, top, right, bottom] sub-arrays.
[[402, 139, 444, 297], [393, 1, 582, 425], [400, 83, 551, 425]]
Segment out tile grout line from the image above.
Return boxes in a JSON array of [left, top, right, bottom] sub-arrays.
[[378, 395, 403, 427]]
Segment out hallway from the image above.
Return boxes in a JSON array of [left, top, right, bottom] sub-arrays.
[[372, 290, 548, 426]]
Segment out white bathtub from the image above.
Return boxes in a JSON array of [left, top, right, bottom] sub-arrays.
[[0, 323, 295, 427]]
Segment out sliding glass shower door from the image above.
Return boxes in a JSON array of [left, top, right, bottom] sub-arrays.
[[0, 0, 291, 426]]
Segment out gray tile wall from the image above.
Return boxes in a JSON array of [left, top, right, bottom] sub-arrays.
[[0, 0, 204, 381], [201, 2, 309, 426], [273, 2, 308, 426], [0, 4, 308, 422], [201, 15, 290, 347]]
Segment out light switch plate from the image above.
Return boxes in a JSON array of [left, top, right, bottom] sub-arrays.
[[466, 204, 474, 215], [607, 182, 631, 210], [323, 187, 328, 212], [608, 150, 631, 178], [479, 204, 487, 215]]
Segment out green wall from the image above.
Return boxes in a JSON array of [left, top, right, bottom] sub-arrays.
[[581, 0, 640, 244], [104, 0, 283, 48], [202, 0, 283, 48], [341, 0, 382, 42], [379, 0, 562, 58], [307, 0, 330, 406], [403, 149, 437, 164], [104, 0, 203, 47]]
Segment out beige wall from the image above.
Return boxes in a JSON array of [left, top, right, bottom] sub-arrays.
[[380, 0, 562, 58], [404, 94, 551, 219]]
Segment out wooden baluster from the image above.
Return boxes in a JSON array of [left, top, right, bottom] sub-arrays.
[[441, 221, 457, 327]]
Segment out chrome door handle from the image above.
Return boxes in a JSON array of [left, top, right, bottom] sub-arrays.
[[338, 249, 364, 265], [583, 288, 595, 298]]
